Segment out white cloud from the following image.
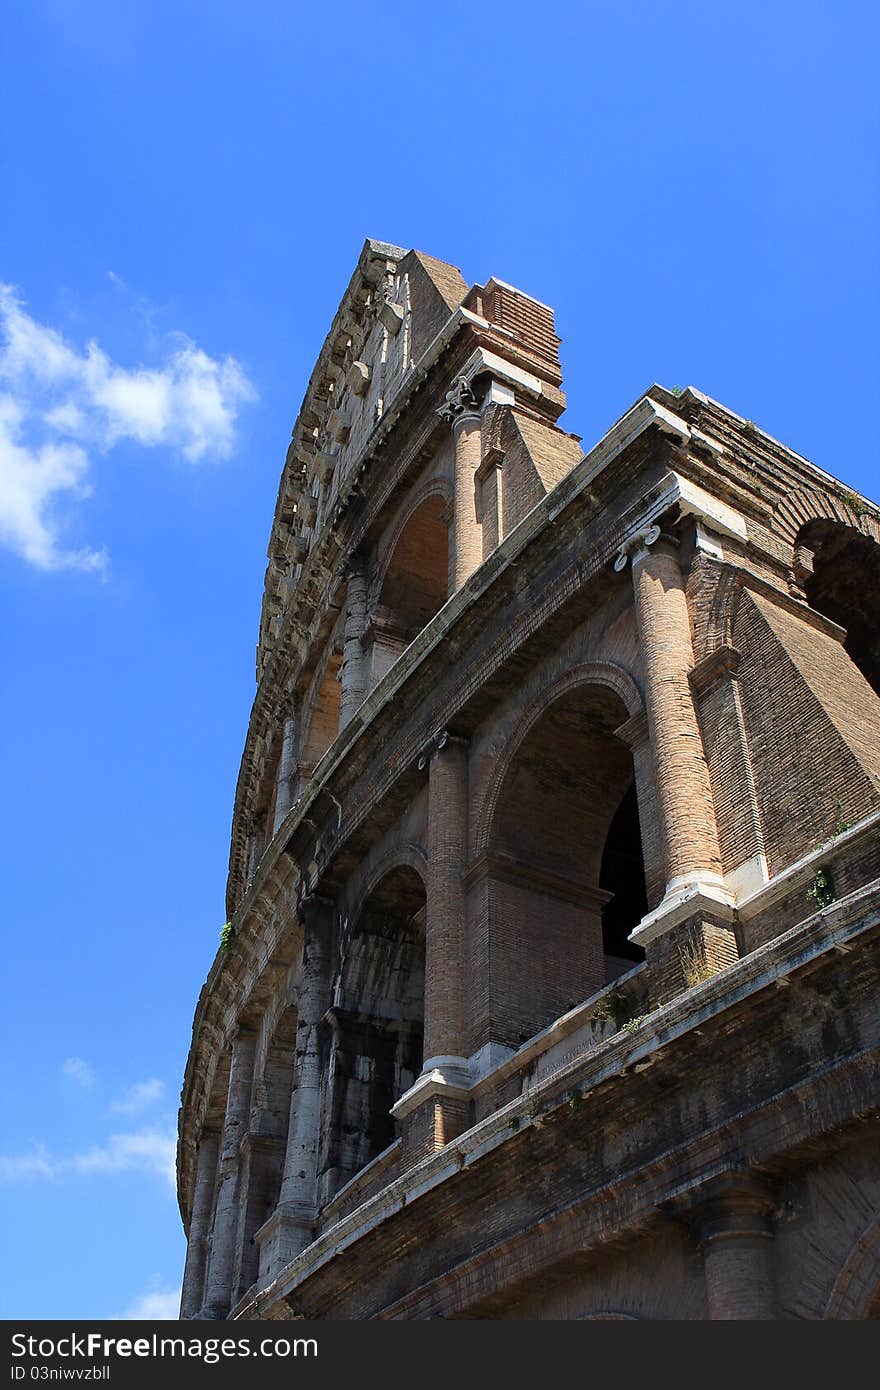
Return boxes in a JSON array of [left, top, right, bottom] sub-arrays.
[[110, 1077, 165, 1115], [61, 1056, 96, 1089], [119, 1286, 181, 1321], [0, 1145, 56, 1181], [0, 1126, 177, 1190], [0, 284, 255, 573]]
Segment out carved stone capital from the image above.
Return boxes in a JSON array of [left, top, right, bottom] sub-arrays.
[[417, 728, 467, 771], [436, 374, 481, 427], [613, 523, 662, 571]]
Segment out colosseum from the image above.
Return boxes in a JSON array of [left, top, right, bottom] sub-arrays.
[[177, 240, 880, 1321]]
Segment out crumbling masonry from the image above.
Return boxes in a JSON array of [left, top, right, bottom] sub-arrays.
[[177, 241, 880, 1320]]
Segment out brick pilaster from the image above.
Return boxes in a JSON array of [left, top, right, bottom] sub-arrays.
[[424, 731, 469, 1064], [630, 534, 723, 892]]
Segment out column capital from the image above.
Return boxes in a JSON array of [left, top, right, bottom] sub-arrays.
[[296, 888, 336, 919], [417, 728, 468, 771], [664, 1169, 777, 1233], [342, 553, 367, 584], [614, 523, 682, 572], [436, 374, 482, 428]]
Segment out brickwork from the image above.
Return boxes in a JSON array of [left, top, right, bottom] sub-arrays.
[[425, 737, 469, 1060], [630, 537, 723, 889], [178, 244, 880, 1323]]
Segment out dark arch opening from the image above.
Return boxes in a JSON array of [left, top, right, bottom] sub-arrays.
[[367, 496, 449, 688], [483, 682, 647, 1044], [799, 520, 880, 696], [600, 781, 648, 973], [320, 865, 426, 1200], [300, 651, 342, 775], [232, 1004, 298, 1301]]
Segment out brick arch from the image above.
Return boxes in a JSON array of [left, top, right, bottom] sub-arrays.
[[325, 853, 426, 1198], [794, 514, 880, 697], [346, 844, 428, 935], [770, 485, 880, 552], [473, 660, 645, 858], [299, 644, 343, 774], [825, 1215, 880, 1320], [372, 476, 453, 601]]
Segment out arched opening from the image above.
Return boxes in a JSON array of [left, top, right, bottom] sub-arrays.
[[232, 1004, 298, 1301], [798, 519, 880, 696], [367, 495, 449, 688], [478, 682, 647, 1046], [319, 864, 426, 1200], [600, 781, 649, 975], [300, 652, 342, 775]]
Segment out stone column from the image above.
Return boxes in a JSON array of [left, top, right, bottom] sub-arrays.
[[339, 561, 368, 729], [696, 1175, 777, 1319], [621, 528, 737, 996], [617, 530, 739, 1000], [179, 1129, 219, 1319], [272, 706, 298, 834], [255, 895, 333, 1281], [424, 731, 469, 1065], [391, 732, 472, 1165], [629, 531, 723, 895], [437, 375, 483, 594], [200, 1030, 257, 1319]]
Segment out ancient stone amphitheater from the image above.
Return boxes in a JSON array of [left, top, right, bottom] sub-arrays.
[[177, 241, 880, 1321]]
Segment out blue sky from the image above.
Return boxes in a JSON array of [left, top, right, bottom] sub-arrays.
[[0, 1, 877, 1321]]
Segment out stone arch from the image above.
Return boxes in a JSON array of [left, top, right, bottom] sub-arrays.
[[373, 476, 453, 602], [793, 516, 880, 697], [470, 663, 649, 1047], [770, 484, 880, 552], [299, 649, 342, 775], [474, 661, 645, 858], [319, 862, 426, 1200], [365, 485, 452, 691], [345, 844, 428, 939], [825, 1215, 880, 1319], [232, 1001, 299, 1299]]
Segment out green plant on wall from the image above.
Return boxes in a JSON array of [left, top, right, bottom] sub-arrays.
[[840, 489, 867, 520], [591, 984, 637, 1034], [807, 866, 836, 911], [219, 921, 235, 954]]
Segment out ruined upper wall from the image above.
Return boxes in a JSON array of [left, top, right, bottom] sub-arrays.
[[257, 240, 568, 685]]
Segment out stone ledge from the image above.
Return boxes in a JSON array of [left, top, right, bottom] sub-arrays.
[[234, 887, 878, 1319]]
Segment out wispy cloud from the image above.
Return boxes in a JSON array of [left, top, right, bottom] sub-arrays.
[[110, 1077, 164, 1116], [0, 1126, 177, 1189], [0, 284, 256, 573], [61, 1056, 96, 1089], [118, 1285, 181, 1321], [0, 1145, 56, 1181]]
